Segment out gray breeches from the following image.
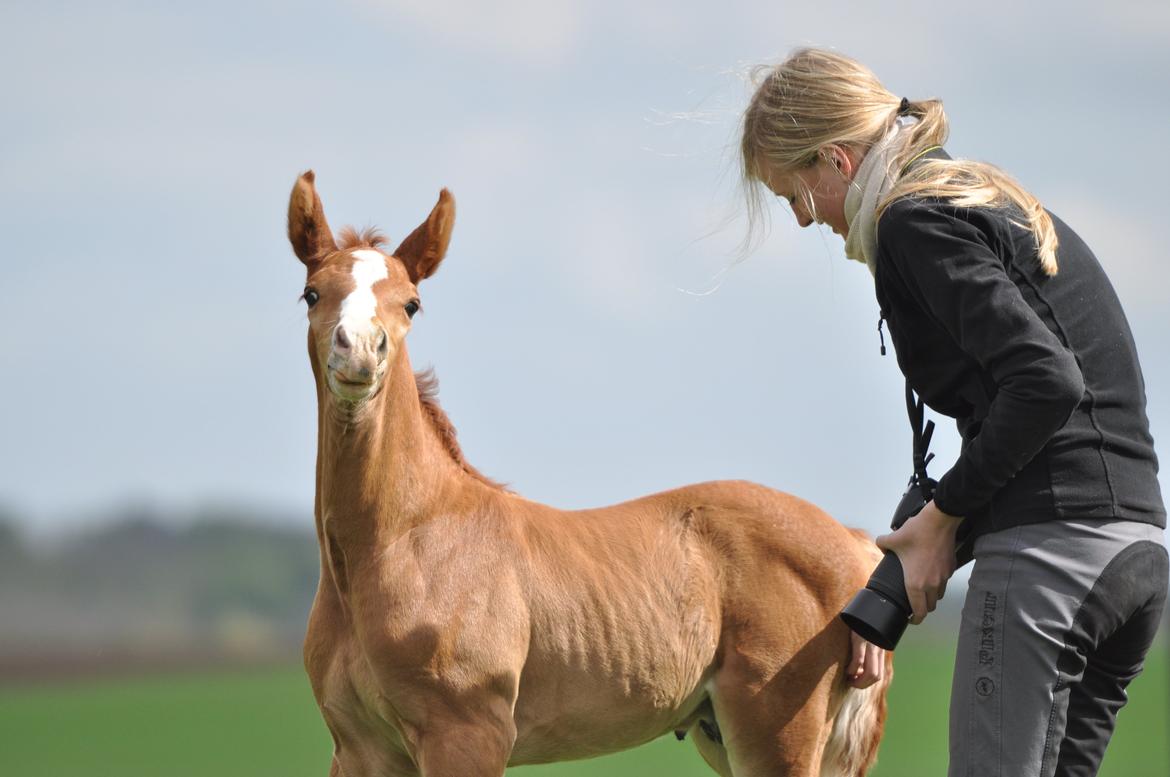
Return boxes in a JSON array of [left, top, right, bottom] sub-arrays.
[[949, 518, 1167, 777]]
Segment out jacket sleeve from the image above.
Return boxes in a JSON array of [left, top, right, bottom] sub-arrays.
[[877, 201, 1085, 518]]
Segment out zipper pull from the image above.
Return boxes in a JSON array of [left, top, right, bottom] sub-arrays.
[[878, 316, 887, 356]]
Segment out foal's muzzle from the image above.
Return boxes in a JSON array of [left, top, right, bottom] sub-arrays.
[[326, 322, 389, 400]]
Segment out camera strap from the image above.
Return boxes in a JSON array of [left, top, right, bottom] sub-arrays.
[[905, 380, 936, 500]]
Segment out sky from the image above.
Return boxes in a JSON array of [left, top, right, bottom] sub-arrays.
[[3, 0, 1169, 542]]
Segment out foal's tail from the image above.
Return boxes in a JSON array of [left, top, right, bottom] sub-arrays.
[[819, 528, 894, 777], [819, 652, 893, 777]]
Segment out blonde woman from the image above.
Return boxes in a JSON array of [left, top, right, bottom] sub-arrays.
[[741, 48, 1166, 776]]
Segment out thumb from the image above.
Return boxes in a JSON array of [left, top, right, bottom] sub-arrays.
[[875, 532, 894, 552]]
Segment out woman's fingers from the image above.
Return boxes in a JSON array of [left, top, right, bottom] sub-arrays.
[[846, 634, 863, 676], [907, 585, 928, 624], [907, 569, 953, 624], [925, 584, 938, 614], [864, 638, 884, 684], [847, 632, 885, 688]]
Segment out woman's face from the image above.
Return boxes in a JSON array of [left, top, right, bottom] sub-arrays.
[[758, 148, 858, 239]]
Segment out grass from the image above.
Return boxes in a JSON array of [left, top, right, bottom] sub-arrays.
[[0, 640, 1164, 776], [0, 667, 330, 777]]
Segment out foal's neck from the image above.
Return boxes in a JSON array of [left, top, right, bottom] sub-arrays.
[[316, 348, 459, 549]]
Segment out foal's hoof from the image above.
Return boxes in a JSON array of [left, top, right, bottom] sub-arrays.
[[674, 730, 687, 741]]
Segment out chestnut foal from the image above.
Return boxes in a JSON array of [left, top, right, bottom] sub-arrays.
[[288, 172, 891, 777]]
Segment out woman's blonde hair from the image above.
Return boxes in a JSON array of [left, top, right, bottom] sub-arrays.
[[740, 48, 1057, 275]]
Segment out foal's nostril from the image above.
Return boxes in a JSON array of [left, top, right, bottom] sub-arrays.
[[377, 329, 388, 355], [333, 325, 352, 352]]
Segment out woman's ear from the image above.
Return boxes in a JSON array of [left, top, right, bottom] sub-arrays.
[[819, 145, 844, 174], [820, 144, 861, 180]]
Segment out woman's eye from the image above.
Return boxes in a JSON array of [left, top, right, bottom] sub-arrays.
[[404, 299, 420, 319], [303, 288, 319, 308]]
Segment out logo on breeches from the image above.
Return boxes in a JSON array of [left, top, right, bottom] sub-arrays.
[[978, 592, 998, 666]]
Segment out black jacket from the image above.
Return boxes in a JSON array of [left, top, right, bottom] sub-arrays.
[[874, 165, 1164, 538]]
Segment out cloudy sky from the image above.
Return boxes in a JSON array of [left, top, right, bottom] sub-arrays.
[[4, 0, 1169, 540]]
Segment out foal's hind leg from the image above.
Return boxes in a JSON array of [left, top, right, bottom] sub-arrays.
[[711, 677, 837, 777], [711, 622, 846, 777], [689, 717, 734, 777], [413, 711, 516, 777]]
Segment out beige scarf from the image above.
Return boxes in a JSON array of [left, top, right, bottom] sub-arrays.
[[843, 116, 918, 275]]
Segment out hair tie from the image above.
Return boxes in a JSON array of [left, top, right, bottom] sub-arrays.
[[897, 97, 912, 116]]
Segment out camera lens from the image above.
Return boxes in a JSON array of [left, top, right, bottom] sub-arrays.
[[839, 552, 911, 650]]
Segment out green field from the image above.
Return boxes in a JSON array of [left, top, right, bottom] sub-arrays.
[[1, 641, 1165, 777]]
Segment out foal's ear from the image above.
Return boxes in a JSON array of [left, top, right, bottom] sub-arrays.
[[287, 170, 338, 268], [394, 189, 455, 284]]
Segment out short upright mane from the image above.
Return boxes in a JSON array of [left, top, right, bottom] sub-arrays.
[[414, 369, 507, 491], [338, 226, 389, 251]]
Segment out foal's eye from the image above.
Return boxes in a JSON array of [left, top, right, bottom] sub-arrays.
[[303, 287, 320, 308], [404, 299, 420, 319]]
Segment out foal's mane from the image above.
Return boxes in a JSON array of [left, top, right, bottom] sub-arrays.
[[415, 369, 507, 491], [337, 226, 388, 250]]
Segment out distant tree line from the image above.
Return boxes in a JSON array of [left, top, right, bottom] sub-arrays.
[[0, 506, 319, 674]]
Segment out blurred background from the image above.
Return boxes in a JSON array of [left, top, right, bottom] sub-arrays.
[[2, 1, 1166, 774]]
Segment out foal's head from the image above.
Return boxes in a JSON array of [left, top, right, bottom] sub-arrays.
[[287, 171, 454, 404]]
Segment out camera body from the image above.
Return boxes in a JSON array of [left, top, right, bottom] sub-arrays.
[[838, 475, 936, 650]]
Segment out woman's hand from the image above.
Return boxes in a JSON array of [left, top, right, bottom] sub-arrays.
[[875, 500, 962, 624], [846, 630, 886, 688]]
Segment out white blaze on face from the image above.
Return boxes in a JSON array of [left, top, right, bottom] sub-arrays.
[[339, 249, 390, 339]]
